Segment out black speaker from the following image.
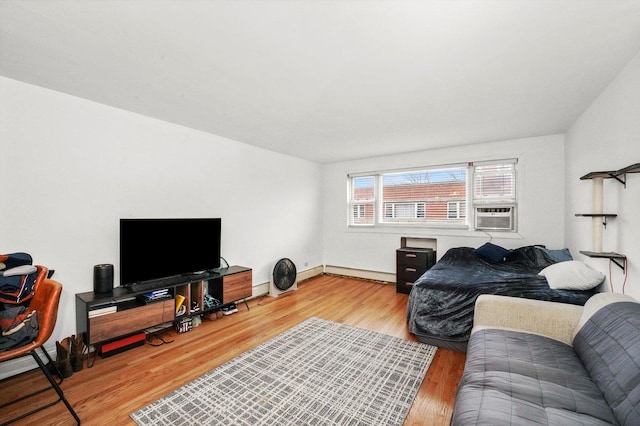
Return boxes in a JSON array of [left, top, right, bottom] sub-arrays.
[[93, 264, 114, 294]]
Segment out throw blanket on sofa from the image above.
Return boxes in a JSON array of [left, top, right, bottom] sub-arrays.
[[451, 296, 640, 425], [406, 246, 595, 352]]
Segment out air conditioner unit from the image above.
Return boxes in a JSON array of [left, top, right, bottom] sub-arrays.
[[475, 206, 515, 231]]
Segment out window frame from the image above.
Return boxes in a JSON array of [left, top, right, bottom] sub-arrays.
[[347, 159, 517, 231], [348, 175, 377, 227]]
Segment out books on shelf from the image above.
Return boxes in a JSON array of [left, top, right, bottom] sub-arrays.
[[138, 289, 172, 304], [88, 304, 117, 318], [88, 289, 173, 317]]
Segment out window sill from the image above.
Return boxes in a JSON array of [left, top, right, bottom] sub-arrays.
[[346, 224, 523, 239]]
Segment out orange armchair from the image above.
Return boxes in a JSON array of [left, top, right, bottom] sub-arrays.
[[0, 267, 80, 425]]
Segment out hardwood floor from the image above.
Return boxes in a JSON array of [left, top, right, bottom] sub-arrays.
[[0, 274, 466, 425]]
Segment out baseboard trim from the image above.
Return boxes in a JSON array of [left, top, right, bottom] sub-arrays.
[[323, 266, 395, 283], [253, 282, 270, 298], [298, 266, 324, 282], [0, 344, 55, 381]]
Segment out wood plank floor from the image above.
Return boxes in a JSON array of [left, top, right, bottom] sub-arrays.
[[0, 274, 466, 425]]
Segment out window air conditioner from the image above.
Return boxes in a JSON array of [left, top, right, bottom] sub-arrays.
[[475, 206, 514, 231]]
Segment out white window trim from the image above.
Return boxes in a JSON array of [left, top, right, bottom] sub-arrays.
[[347, 159, 518, 232], [347, 174, 377, 227]]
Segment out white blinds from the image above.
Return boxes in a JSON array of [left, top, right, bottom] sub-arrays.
[[472, 161, 516, 204]]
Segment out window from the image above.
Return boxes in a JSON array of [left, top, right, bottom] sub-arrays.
[[473, 162, 516, 204], [380, 168, 466, 225], [353, 204, 366, 219], [348, 159, 516, 230], [384, 202, 426, 220], [350, 166, 468, 226], [349, 176, 375, 226], [447, 201, 466, 219], [472, 160, 517, 231]]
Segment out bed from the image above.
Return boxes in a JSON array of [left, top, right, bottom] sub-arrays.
[[406, 245, 598, 352]]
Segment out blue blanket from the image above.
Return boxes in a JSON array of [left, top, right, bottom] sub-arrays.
[[406, 246, 595, 352]]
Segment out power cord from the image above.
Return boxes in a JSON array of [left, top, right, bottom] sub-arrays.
[[609, 253, 628, 294]]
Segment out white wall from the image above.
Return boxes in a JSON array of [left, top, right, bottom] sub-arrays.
[[565, 51, 640, 299], [0, 77, 323, 357], [323, 135, 566, 274]]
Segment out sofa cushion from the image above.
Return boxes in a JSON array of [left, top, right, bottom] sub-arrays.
[[574, 301, 640, 425], [451, 329, 616, 425]]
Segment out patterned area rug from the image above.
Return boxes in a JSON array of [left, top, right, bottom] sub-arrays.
[[130, 317, 437, 425]]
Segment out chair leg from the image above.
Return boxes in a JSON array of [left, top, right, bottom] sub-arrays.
[[31, 347, 81, 425], [40, 343, 65, 385], [0, 348, 59, 412], [0, 349, 81, 425]]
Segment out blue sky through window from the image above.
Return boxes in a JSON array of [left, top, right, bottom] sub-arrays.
[[353, 168, 465, 188], [384, 168, 466, 186]]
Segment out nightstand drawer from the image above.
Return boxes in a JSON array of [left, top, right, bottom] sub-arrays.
[[396, 280, 415, 294], [396, 248, 435, 268], [397, 266, 427, 283]]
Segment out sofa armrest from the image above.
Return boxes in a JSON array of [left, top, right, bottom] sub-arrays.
[[472, 295, 584, 345]]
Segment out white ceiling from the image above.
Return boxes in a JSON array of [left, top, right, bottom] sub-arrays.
[[2, 1, 640, 164]]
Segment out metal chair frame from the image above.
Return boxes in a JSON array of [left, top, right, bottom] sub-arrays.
[[0, 267, 80, 425]]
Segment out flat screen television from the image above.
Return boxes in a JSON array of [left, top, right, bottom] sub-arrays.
[[119, 218, 221, 287]]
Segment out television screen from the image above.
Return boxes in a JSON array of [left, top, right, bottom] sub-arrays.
[[120, 218, 221, 286]]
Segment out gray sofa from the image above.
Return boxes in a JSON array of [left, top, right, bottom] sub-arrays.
[[451, 292, 640, 425]]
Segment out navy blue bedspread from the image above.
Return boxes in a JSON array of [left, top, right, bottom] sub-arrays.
[[406, 246, 596, 350]]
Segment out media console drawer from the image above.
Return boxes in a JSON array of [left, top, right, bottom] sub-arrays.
[[222, 270, 252, 304], [89, 299, 174, 345]]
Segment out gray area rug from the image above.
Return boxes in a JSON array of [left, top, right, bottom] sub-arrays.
[[130, 317, 437, 425]]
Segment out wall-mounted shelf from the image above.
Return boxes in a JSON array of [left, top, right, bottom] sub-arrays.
[[580, 162, 640, 187], [579, 251, 626, 272], [618, 163, 640, 175], [574, 213, 617, 228], [577, 163, 635, 277]]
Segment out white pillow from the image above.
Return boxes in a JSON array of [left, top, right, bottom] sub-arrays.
[[539, 261, 605, 290]]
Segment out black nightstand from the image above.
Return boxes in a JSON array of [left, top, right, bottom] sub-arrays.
[[396, 248, 436, 294]]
